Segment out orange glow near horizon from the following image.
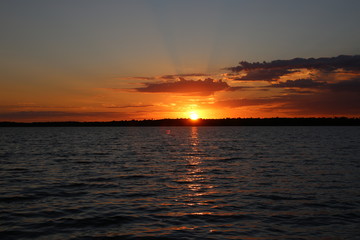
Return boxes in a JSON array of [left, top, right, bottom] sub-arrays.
[[2, 67, 360, 122]]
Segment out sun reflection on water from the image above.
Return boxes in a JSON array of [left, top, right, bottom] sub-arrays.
[[174, 127, 218, 212]]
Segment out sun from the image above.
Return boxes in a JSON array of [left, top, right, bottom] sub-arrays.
[[189, 112, 199, 120]]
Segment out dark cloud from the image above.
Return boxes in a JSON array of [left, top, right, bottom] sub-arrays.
[[214, 78, 360, 116], [284, 89, 317, 94], [160, 73, 209, 80], [0, 104, 78, 110], [278, 91, 360, 116], [233, 69, 295, 81], [226, 55, 360, 72], [0, 111, 129, 121], [129, 73, 210, 81], [135, 78, 240, 95], [226, 55, 360, 83], [106, 104, 153, 109], [160, 75, 177, 80], [271, 79, 327, 88], [328, 78, 360, 92], [128, 76, 155, 80]]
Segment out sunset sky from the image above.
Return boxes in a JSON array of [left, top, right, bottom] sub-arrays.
[[1, 0, 360, 122]]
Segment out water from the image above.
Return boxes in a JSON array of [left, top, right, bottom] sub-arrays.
[[1, 126, 359, 240]]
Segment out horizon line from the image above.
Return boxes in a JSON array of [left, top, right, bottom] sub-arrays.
[[1, 117, 360, 127]]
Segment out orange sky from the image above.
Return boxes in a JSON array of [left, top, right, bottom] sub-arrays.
[[2, 58, 360, 122], [1, 1, 360, 122]]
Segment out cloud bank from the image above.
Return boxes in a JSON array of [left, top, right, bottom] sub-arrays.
[[233, 69, 295, 81], [227, 55, 360, 82], [213, 78, 360, 116], [0, 111, 130, 122], [115, 55, 360, 118], [213, 54, 360, 116], [135, 78, 240, 95], [271, 79, 327, 88], [227, 55, 360, 72]]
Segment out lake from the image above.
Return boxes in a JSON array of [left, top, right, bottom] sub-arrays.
[[1, 126, 359, 239]]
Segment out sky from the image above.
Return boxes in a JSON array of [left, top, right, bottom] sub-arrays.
[[1, 0, 360, 122]]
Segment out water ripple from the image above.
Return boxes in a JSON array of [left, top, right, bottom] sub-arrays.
[[0, 126, 359, 239]]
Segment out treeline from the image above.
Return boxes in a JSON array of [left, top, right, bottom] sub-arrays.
[[1, 117, 360, 127]]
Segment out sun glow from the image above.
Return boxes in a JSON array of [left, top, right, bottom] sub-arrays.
[[189, 112, 199, 120]]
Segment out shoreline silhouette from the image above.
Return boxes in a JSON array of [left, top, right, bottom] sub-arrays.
[[1, 117, 359, 127]]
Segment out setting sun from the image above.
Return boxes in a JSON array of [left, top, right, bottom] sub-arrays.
[[189, 112, 199, 120]]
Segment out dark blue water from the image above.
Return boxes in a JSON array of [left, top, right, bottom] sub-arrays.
[[1, 126, 359, 239]]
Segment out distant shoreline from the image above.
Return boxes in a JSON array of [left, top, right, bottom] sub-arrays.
[[1, 117, 360, 127]]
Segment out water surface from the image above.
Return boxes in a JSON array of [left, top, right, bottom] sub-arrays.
[[1, 126, 359, 239]]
